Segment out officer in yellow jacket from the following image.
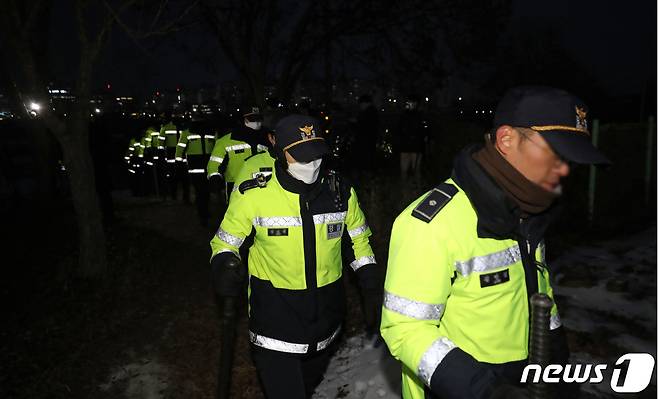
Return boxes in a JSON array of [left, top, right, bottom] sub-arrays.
[[210, 114, 382, 399], [381, 87, 611, 399], [207, 106, 270, 202], [228, 130, 276, 198]]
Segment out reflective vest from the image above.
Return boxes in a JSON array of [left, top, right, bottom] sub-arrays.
[[160, 122, 178, 148], [175, 129, 215, 159], [229, 151, 276, 197], [125, 138, 136, 164], [207, 132, 269, 183], [160, 122, 179, 163], [210, 167, 376, 354], [381, 178, 560, 399]]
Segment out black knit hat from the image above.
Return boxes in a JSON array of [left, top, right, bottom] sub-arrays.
[[494, 86, 610, 165], [274, 114, 329, 162]]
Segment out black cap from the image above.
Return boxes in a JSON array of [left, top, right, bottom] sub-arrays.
[[494, 86, 610, 165], [242, 106, 263, 122], [274, 114, 329, 162]]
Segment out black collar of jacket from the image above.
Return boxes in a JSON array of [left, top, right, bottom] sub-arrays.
[[451, 144, 560, 244], [230, 124, 267, 146]]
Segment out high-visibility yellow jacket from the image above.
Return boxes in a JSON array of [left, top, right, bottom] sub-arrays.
[[381, 147, 563, 399], [175, 128, 215, 159], [228, 151, 276, 198], [207, 126, 269, 183], [210, 163, 377, 354], [159, 121, 177, 147]]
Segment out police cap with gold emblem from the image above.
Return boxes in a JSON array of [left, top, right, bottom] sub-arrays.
[[274, 114, 329, 162], [494, 86, 611, 165]]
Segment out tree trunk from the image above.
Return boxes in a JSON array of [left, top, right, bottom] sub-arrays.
[[59, 114, 108, 280]]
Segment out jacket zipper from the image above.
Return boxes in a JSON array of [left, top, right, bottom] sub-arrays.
[[300, 195, 318, 313]]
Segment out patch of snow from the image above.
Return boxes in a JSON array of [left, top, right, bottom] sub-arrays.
[[314, 334, 401, 399], [99, 358, 169, 399]]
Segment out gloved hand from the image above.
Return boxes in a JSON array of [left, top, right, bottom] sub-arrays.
[[362, 288, 383, 336], [211, 252, 246, 297], [209, 174, 223, 194], [356, 264, 383, 344]]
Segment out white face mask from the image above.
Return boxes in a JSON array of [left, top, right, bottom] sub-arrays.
[[287, 158, 322, 184], [245, 121, 262, 130]]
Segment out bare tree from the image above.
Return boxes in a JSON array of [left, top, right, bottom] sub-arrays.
[[0, 0, 197, 280], [200, 0, 439, 104]]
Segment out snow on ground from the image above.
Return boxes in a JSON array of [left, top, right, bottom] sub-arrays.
[[314, 226, 656, 399], [314, 335, 401, 399], [99, 356, 169, 399], [553, 226, 657, 398]]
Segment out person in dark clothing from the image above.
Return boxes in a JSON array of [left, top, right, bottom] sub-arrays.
[[394, 95, 430, 181], [353, 94, 380, 172]]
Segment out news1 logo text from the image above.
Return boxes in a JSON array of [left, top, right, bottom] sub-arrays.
[[521, 353, 655, 393]]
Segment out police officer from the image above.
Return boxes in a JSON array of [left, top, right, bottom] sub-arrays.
[[380, 86, 610, 399], [210, 114, 382, 399], [175, 119, 216, 226], [207, 106, 270, 202], [228, 131, 276, 197], [160, 116, 190, 201]]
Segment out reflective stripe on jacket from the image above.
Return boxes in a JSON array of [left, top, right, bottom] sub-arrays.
[[207, 132, 269, 182]]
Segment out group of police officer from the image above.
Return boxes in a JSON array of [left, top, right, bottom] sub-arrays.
[[123, 107, 274, 226], [128, 87, 610, 399]]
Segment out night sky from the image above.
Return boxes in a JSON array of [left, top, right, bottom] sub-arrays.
[[45, 0, 657, 99]]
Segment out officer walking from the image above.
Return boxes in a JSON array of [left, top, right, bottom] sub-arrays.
[[207, 106, 270, 203], [160, 117, 190, 201], [210, 114, 382, 398], [227, 130, 276, 197], [393, 95, 430, 182], [175, 119, 216, 226], [380, 86, 610, 399]]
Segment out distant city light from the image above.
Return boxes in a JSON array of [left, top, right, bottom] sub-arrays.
[[29, 102, 41, 111], [425, 97, 429, 102], [324, 115, 329, 120], [458, 97, 462, 101], [95, 108, 101, 114]]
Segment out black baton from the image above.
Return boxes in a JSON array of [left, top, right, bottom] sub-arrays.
[[528, 293, 554, 399]]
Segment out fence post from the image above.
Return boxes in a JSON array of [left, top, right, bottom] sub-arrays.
[[587, 119, 600, 225], [645, 116, 655, 206]]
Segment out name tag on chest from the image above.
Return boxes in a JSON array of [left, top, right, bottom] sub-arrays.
[[268, 228, 288, 236], [479, 269, 510, 288], [327, 223, 343, 239]]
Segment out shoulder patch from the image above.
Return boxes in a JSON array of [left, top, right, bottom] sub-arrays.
[[238, 173, 271, 194], [411, 183, 458, 223]]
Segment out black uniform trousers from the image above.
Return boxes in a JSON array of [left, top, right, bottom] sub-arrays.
[[250, 345, 332, 399], [186, 154, 210, 223]]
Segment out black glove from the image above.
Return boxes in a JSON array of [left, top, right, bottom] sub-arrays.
[[362, 288, 383, 337], [211, 252, 246, 297], [209, 174, 223, 194], [356, 264, 383, 339]]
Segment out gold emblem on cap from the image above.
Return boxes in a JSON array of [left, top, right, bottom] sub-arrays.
[[575, 106, 587, 130], [299, 125, 315, 139]]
